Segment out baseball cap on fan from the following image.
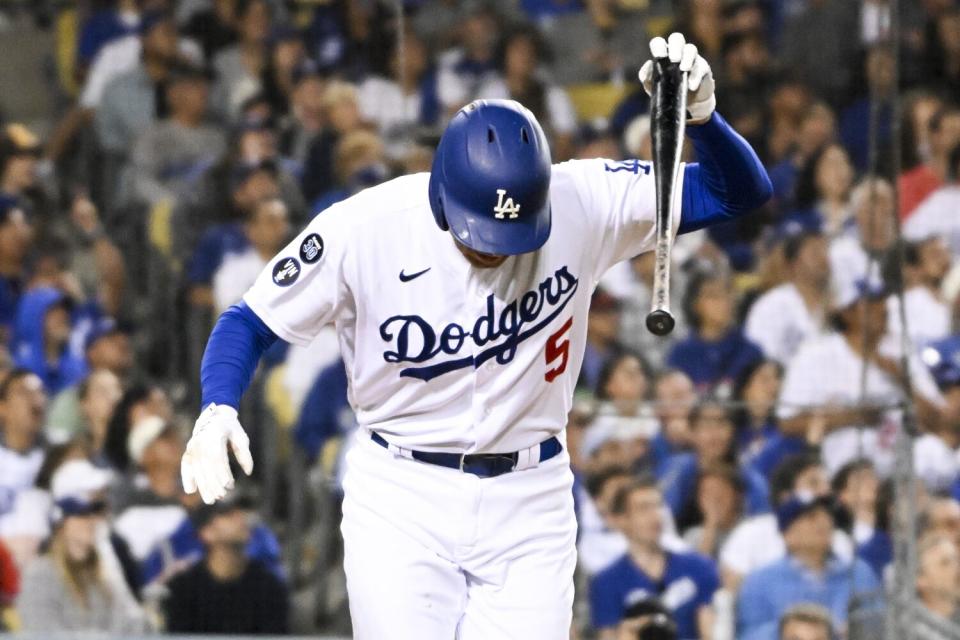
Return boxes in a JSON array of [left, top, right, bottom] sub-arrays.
[[127, 415, 172, 465], [50, 459, 113, 522], [922, 336, 960, 390], [581, 414, 659, 459], [776, 492, 834, 533], [833, 276, 887, 311]]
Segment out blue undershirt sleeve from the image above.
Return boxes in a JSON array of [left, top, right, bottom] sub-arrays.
[[679, 112, 773, 234], [200, 301, 279, 410]]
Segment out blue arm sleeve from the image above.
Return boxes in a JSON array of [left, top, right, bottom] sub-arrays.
[[200, 301, 279, 410], [679, 112, 773, 234]]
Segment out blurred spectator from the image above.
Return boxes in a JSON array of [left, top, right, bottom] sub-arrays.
[[682, 463, 748, 559], [780, 0, 859, 105], [436, 6, 500, 115], [126, 61, 225, 207], [311, 129, 388, 214], [828, 178, 896, 303], [580, 414, 656, 477], [182, 0, 239, 61], [785, 143, 854, 237], [0, 124, 47, 222], [589, 477, 719, 640], [50, 458, 142, 599], [667, 272, 763, 394], [650, 369, 696, 464], [0, 370, 46, 542], [211, 0, 272, 120], [578, 466, 632, 576], [478, 29, 576, 160], [261, 26, 308, 117], [778, 277, 944, 475], [1, 441, 88, 571], [301, 80, 365, 202], [921, 6, 960, 104], [595, 351, 649, 418], [856, 478, 894, 585], [581, 287, 624, 391], [905, 144, 960, 255], [921, 496, 960, 552], [672, 0, 725, 63], [0, 197, 34, 338], [736, 493, 880, 640], [764, 80, 813, 167], [278, 60, 326, 165], [899, 106, 960, 220], [94, 10, 183, 161], [47, 319, 133, 442], [141, 491, 284, 588], [55, 195, 126, 316], [777, 603, 834, 640], [887, 236, 952, 349], [358, 30, 441, 161], [112, 416, 187, 560], [901, 91, 944, 172], [213, 196, 290, 314], [658, 398, 769, 525], [720, 453, 853, 591], [16, 462, 146, 633], [103, 384, 173, 473], [767, 102, 837, 207], [10, 288, 88, 394], [165, 497, 289, 633], [832, 459, 880, 550], [181, 157, 281, 304], [731, 359, 786, 464], [916, 533, 960, 625], [717, 30, 773, 129], [76, 0, 141, 72], [839, 48, 894, 173], [78, 370, 123, 461], [745, 227, 830, 364], [45, 3, 198, 166]]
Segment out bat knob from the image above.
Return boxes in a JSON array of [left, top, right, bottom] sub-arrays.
[[646, 309, 675, 336]]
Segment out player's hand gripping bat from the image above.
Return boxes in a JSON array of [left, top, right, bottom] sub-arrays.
[[645, 57, 687, 336]]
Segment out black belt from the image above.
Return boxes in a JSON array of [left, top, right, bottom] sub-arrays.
[[370, 432, 563, 478]]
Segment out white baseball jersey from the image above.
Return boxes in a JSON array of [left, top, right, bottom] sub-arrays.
[[778, 332, 943, 475], [244, 159, 681, 453], [744, 282, 826, 364]]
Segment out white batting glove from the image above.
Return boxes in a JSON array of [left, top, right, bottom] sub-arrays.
[[638, 32, 716, 124], [181, 404, 254, 505]]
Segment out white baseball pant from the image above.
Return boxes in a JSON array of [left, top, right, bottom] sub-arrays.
[[341, 430, 577, 639]]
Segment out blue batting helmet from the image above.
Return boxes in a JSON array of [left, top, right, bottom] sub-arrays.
[[428, 100, 552, 256]]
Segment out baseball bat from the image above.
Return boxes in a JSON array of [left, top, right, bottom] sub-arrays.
[[645, 59, 688, 337]]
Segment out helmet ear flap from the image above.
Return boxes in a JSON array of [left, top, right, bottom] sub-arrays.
[[434, 197, 449, 231], [428, 169, 450, 231]]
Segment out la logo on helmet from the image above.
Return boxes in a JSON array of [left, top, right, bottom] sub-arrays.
[[493, 189, 520, 219]]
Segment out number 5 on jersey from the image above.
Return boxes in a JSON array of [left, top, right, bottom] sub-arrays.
[[545, 317, 573, 382]]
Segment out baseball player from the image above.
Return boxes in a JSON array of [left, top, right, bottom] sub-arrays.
[[181, 33, 772, 639]]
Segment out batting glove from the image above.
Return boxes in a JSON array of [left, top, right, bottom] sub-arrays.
[[181, 404, 254, 504], [639, 32, 716, 124]]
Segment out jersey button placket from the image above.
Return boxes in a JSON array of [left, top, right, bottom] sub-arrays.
[[467, 278, 494, 443]]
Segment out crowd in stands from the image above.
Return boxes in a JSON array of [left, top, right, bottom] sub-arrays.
[[0, 0, 960, 637]]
